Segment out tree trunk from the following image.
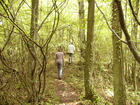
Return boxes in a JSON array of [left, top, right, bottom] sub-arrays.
[[114, 0, 140, 64], [112, 1, 126, 105], [131, 0, 139, 91], [29, 0, 39, 75], [84, 0, 95, 102], [78, 0, 85, 62], [29, 0, 39, 103]]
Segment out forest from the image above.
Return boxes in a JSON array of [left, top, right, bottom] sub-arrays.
[[0, 0, 140, 105]]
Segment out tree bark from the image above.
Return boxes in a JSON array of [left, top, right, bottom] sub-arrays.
[[112, 1, 126, 105], [78, 0, 85, 62], [84, 0, 95, 101], [131, 0, 139, 91], [29, 0, 39, 103]]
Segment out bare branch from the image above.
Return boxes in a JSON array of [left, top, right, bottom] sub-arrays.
[[38, 0, 67, 32], [115, 0, 140, 64], [128, 0, 140, 25], [95, 1, 127, 44], [37, 6, 54, 32]]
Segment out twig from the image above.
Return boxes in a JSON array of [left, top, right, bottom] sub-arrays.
[[128, 0, 140, 25], [95, 1, 127, 44]]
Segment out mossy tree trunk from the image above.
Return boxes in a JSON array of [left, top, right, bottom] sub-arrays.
[[112, 1, 126, 105], [84, 0, 95, 102], [29, 0, 39, 103]]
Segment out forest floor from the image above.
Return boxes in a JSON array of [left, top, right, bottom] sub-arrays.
[[54, 76, 80, 105], [54, 63, 80, 105], [45, 58, 93, 105], [45, 57, 140, 105]]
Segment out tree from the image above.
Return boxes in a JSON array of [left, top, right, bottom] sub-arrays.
[[78, 0, 85, 62], [114, 0, 140, 64], [0, 0, 62, 104], [112, 1, 126, 105], [84, 0, 96, 102], [28, 0, 39, 103], [130, 0, 139, 91]]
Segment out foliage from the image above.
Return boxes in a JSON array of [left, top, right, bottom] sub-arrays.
[[0, 0, 140, 104]]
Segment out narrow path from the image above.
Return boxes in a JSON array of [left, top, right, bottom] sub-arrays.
[[54, 64, 80, 105], [54, 79, 79, 105]]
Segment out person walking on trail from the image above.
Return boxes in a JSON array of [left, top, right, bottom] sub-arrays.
[[55, 48, 64, 80], [68, 42, 75, 63]]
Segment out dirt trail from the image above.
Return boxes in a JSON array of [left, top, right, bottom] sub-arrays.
[[54, 65, 80, 105], [54, 79, 79, 105]]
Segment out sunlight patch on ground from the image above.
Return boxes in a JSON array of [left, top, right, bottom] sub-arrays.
[[105, 89, 114, 97], [58, 102, 79, 105]]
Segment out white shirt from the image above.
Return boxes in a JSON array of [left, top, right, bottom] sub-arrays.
[[68, 44, 75, 53]]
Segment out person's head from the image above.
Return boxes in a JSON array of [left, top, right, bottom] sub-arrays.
[[58, 46, 62, 52], [71, 42, 73, 45]]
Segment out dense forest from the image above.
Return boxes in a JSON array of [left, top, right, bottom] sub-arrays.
[[0, 0, 140, 105]]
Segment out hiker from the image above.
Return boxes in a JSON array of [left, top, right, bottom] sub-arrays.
[[55, 47, 64, 79], [68, 42, 75, 63]]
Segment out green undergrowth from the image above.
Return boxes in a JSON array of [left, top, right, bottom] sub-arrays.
[[63, 62, 113, 105], [43, 65, 60, 105], [127, 89, 140, 105], [45, 60, 140, 105], [64, 62, 84, 95]]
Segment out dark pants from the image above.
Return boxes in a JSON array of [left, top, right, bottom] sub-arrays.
[[68, 53, 73, 63]]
